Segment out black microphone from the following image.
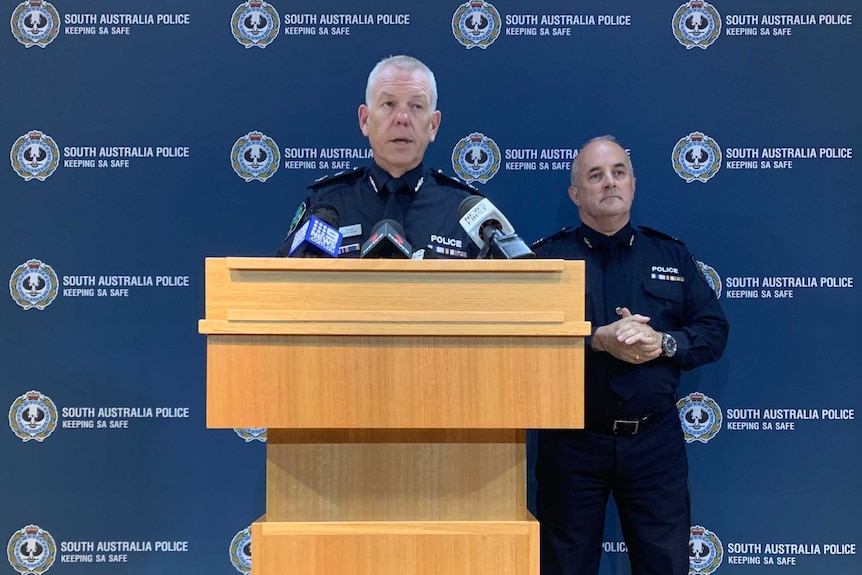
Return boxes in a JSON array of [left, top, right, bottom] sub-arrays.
[[281, 202, 343, 258], [457, 196, 535, 259], [360, 219, 413, 259]]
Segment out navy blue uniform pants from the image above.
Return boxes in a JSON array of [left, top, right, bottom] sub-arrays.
[[535, 408, 690, 575]]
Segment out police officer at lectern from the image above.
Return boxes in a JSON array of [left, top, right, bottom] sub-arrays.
[[531, 135, 729, 575], [276, 55, 480, 258]]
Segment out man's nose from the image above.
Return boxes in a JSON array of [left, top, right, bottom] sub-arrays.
[[602, 172, 616, 188], [394, 107, 410, 124]]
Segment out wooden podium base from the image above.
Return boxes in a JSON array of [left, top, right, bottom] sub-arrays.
[[251, 517, 539, 575]]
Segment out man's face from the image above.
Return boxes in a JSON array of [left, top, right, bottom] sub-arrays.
[[358, 67, 441, 178], [569, 140, 636, 232]]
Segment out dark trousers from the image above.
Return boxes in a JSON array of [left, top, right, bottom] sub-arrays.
[[535, 408, 690, 575]]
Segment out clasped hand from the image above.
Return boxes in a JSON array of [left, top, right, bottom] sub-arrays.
[[592, 307, 662, 364]]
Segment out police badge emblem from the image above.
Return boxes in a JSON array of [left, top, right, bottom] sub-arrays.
[[10, 131, 60, 181], [696, 260, 723, 298], [231, 0, 280, 48], [229, 526, 252, 573], [7, 525, 57, 575], [451, 132, 501, 184], [672, 132, 722, 183], [230, 131, 280, 182], [10, 260, 59, 310], [689, 525, 724, 574], [9, 391, 59, 442], [672, 1, 722, 49], [11, 0, 60, 48], [234, 428, 267, 442], [677, 392, 723, 444], [452, 0, 501, 49]]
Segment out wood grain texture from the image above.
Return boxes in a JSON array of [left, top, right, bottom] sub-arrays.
[[251, 518, 539, 575], [266, 430, 526, 522]]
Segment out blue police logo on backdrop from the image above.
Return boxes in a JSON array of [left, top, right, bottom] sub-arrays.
[[452, 132, 501, 184], [229, 526, 252, 573], [673, 0, 722, 49], [672, 132, 722, 183], [689, 525, 724, 574], [452, 0, 501, 49], [10, 259, 59, 310], [10, 131, 60, 181], [697, 260, 723, 298], [234, 428, 267, 442], [7, 525, 57, 575], [10, 0, 59, 48], [231, 0, 280, 48], [8, 391, 58, 442], [677, 392, 723, 444], [230, 131, 280, 182]]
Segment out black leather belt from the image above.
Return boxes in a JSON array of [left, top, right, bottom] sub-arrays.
[[586, 411, 660, 436]]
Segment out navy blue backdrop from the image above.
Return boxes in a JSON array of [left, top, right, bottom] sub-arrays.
[[2, 1, 859, 574]]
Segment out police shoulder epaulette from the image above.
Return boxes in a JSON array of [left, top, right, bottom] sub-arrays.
[[430, 169, 480, 194], [309, 166, 366, 188], [638, 226, 685, 245], [531, 226, 574, 249]]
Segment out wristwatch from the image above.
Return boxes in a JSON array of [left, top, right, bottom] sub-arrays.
[[661, 332, 678, 357]]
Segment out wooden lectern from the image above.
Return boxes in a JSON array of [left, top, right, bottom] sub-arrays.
[[199, 257, 589, 575]]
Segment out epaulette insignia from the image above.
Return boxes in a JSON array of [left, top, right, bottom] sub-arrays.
[[309, 166, 365, 188], [531, 226, 573, 249], [431, 169, 479, 194], [638, 226, 685, 245]]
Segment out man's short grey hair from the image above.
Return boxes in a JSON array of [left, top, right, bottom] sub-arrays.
[[365, 55, 438, 111], [570, 135, 633, 185]]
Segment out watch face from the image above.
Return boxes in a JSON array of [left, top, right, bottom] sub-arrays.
[[663, 333, 678, 356]]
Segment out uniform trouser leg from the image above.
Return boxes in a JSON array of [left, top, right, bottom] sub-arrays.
[[535, 430, 614, 575], [613, 408, 691, 575]]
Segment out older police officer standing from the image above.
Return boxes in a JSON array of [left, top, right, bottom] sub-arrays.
[[277, 55, 479, 258], [531, 136, 729, 575]]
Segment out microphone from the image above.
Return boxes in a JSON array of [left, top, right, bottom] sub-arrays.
[[360, 219, 413, 259], [286, 202, 343, 258], [457, 196, 535, 259]]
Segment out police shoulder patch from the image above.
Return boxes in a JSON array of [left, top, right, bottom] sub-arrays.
[[531, 226, 574, 249], [430, 169, 479, 194], [638, 226, 685, 245], [309, 166, 366, 189]]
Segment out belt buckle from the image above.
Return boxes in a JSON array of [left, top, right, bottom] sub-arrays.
[[612, 418, 640, 435]]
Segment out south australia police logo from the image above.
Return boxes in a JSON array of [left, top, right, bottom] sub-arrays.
[[7, 524, 57, 575], [9, 391, 58, 442], [234, 427, 267, 442], [672, 132, 721, 183], [677, 392, 722, 444], [10, 131, 60, 181], [452, 132, 501, 184], [689, 525, 723, 574], [10, 259, 59, 310], [697, 260, 722, 298], [673, 1, 721, 49], [229, 526, 252, 574], [11, 0, 60, 48], [452, 0, 501, 49], [230, 131, 280, 182], [231, 0, 280, 48]]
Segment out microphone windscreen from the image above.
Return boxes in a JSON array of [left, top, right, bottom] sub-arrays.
[[458, 195, 484, 219]]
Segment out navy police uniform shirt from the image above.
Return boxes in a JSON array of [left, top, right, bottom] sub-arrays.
[[277, 162, 481, 258], [532, 222, 729, 420]]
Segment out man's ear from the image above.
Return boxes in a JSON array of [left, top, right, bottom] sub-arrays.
[[428, 110, 441, 142], [568, 185, 580, 207], [358, 104, 369, 137]]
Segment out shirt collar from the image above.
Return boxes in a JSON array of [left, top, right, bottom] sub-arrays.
[[577, 222, 636, 250], [368, 161, 426, 197]]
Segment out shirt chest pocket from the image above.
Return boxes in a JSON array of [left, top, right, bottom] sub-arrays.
[[642, 280, 685, 329]]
